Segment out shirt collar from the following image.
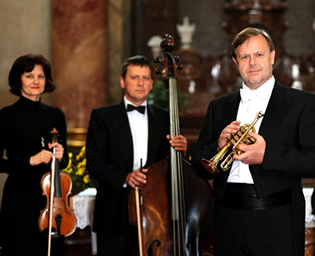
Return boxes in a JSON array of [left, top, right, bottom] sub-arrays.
[[124, 96, 147, 109], [240, 76, 275, 102]]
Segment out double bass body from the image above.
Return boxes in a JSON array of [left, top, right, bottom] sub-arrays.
[[129, 157, 213, 256]]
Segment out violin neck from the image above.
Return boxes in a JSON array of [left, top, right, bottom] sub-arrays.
[[50, 127, 62, 198], [53, 159, 62, 198]]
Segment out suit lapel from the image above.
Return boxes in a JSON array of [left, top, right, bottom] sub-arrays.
[[113, 102, 134, 171], [146, 105, 169, 167], [250, 82, 293, 181], [259, 82, 292, 142], [147, 105, 160, 166], [223, 91, 241, 123]]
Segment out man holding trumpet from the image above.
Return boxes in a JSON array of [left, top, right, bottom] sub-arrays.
[[192, 27, 315, 256]]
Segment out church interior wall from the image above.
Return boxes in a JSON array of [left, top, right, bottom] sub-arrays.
[[0, 0, 314, 207], [0, 0, 52, 208]]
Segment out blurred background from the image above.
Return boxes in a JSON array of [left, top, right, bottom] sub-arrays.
[[0, 0, 314, 254]]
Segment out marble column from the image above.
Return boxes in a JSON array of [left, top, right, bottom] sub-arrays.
[[51, 0, 108, 129]]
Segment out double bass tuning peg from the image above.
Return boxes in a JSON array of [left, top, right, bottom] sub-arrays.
[[153, 57, 163, 75], [177, 64, 183, 70], [173, 56, 183, 70], [154, 56, 183, 77], [153, 57, 161, 64], [155, 68, 162, 75]]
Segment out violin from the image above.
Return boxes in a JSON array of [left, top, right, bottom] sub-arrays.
[[38, 128, 76, 255]]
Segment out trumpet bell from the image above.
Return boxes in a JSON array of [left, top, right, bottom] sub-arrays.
[[201, 158, 220, 175]]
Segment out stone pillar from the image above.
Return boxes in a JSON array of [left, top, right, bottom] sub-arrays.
[[51, 0, 108, 129]]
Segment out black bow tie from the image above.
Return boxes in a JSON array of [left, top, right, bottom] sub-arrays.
[[126, 104, 146, 114]]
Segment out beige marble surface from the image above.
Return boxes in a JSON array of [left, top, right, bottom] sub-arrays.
[[51, 0, 108, 128]]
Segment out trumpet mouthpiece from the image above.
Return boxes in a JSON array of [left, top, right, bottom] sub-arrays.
[[257, 111, 264, 118]]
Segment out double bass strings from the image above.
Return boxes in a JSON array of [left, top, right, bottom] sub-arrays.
[[169, 77, 186, 255]]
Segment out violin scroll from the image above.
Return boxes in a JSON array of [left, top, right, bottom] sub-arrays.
[[51, 127, 58, 143]]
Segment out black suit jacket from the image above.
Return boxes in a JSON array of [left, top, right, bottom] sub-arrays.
[[86, 101, 170, 235], [192, 81, 315, 255]]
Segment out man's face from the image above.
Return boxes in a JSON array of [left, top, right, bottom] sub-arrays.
[[120, 65, 153, 105], [232, 34, 275, 90]]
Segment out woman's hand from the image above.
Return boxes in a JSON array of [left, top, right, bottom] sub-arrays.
[[49, 142, 64, 162], [30, 150, 53, 166], [29, 142, 64, 166]]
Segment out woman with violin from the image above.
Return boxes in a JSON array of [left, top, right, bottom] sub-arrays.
[[0, 54, 69, 256]]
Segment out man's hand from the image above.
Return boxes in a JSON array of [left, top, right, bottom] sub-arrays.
[[126, 168, 148, 188], [167, 135, 187, 156], [218, 121, 241, 150], [233, 132, 266, 165]]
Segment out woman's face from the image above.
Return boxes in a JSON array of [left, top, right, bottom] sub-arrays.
[[21, 64, 46, 101]]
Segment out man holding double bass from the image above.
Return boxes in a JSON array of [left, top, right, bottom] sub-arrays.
[[86, 55, 187, 256]]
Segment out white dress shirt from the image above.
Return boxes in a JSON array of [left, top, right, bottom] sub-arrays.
[[124, 96, 148, 171], [227, 76, 275, 183]]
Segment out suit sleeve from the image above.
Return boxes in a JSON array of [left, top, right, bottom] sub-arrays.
[[192, 102, 220, 180], [262, 92, 315, 178], [86, 109, 130, 191]]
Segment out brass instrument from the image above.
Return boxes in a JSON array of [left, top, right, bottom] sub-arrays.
[[201, 111, 264, 175]]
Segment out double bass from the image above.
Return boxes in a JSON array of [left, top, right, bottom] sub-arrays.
[[38, 128, 76, 256], [129, 35, 214, 255]]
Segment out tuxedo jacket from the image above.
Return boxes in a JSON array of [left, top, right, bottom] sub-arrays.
[[192, 81, 315, 255], [86, 101, 170, 235]]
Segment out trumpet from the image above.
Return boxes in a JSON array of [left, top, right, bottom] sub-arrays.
[[201, 111, 264, 175]]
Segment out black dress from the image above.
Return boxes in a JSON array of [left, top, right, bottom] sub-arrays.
[[0, 96, 68, 256]]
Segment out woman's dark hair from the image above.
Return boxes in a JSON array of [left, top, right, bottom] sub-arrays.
[[8, 54, 56, 96], [121, 55, 153, 79]]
